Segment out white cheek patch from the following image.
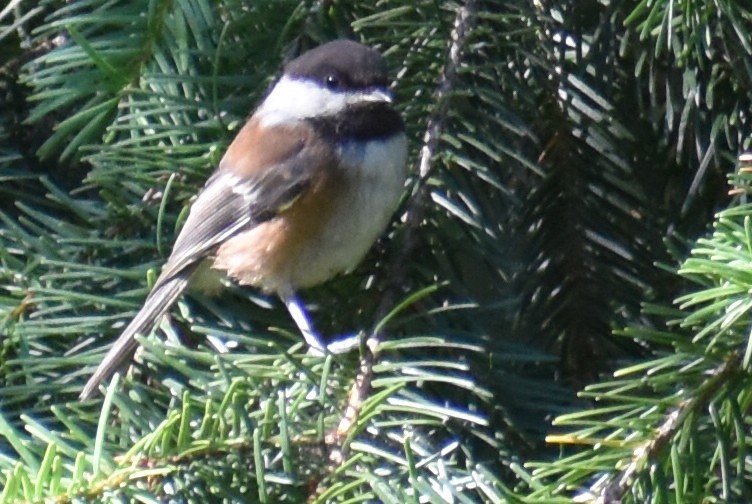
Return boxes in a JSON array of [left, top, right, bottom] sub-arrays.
[[257, 76, 392, 127], [258, 77, 348, 126]]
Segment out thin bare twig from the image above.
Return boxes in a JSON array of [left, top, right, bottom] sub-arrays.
[[579, 350, 743, 504], [329, 1, 477, 454]]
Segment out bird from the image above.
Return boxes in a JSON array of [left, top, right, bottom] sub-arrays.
[[80, 39, 408, 399]]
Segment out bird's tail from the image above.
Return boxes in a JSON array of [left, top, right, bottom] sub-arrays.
[[79, 270, 194, 400]]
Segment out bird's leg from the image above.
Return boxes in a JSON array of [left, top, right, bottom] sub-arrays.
[[280, 291, 326, 354], [279, 290, 361, 354]]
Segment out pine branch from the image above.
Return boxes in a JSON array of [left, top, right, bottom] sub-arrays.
[[526, 153, 752, 502], [584, 351, 741, 504], [331, 0, 479, 469]]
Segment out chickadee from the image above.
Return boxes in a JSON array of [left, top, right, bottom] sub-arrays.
[[80, 40, 407, 399]]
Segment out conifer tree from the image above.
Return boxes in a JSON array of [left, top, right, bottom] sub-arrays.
[[0, 1, 750, 502]]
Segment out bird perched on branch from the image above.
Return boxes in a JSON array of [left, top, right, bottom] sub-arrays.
[[80, 39, 407, 399]]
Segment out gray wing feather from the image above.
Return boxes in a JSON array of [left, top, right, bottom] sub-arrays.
[[79, 270, 192, 399], [80, 160, 312, 399]]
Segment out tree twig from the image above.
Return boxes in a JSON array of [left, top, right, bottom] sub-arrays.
[[329, 1, 477, 455]]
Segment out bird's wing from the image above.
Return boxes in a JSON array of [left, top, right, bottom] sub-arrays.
[[80, 124, 319, 399], [161, 160, 312, 279]]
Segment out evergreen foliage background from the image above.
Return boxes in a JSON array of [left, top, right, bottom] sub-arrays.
[[0, 0, 751, 501]]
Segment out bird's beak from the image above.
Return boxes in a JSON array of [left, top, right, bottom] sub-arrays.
[[362, 88, 393, 104]]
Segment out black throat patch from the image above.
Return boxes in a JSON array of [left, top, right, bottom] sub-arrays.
[[310, 102, 404, 142]]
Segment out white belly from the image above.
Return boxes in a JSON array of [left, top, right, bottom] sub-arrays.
[[287, 134, 407, 287], [213, 134, 407, 294]]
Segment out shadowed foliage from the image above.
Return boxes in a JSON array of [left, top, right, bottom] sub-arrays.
[[0, 0, 751, 501]]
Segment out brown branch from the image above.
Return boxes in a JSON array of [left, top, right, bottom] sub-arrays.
[[584, 351, 743, 504], [329, 1, 477, 455], [377, 0, 476, 325], [584, 151, 752, 503]]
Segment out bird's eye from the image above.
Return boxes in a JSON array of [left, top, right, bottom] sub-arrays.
[[325, 75, 340, 90]]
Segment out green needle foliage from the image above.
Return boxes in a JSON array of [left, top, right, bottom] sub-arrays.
[[1, 0, 752, 502], [524, 157, 752, 503]]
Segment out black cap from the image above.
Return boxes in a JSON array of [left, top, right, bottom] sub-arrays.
[[284, 40, 389, 91]]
